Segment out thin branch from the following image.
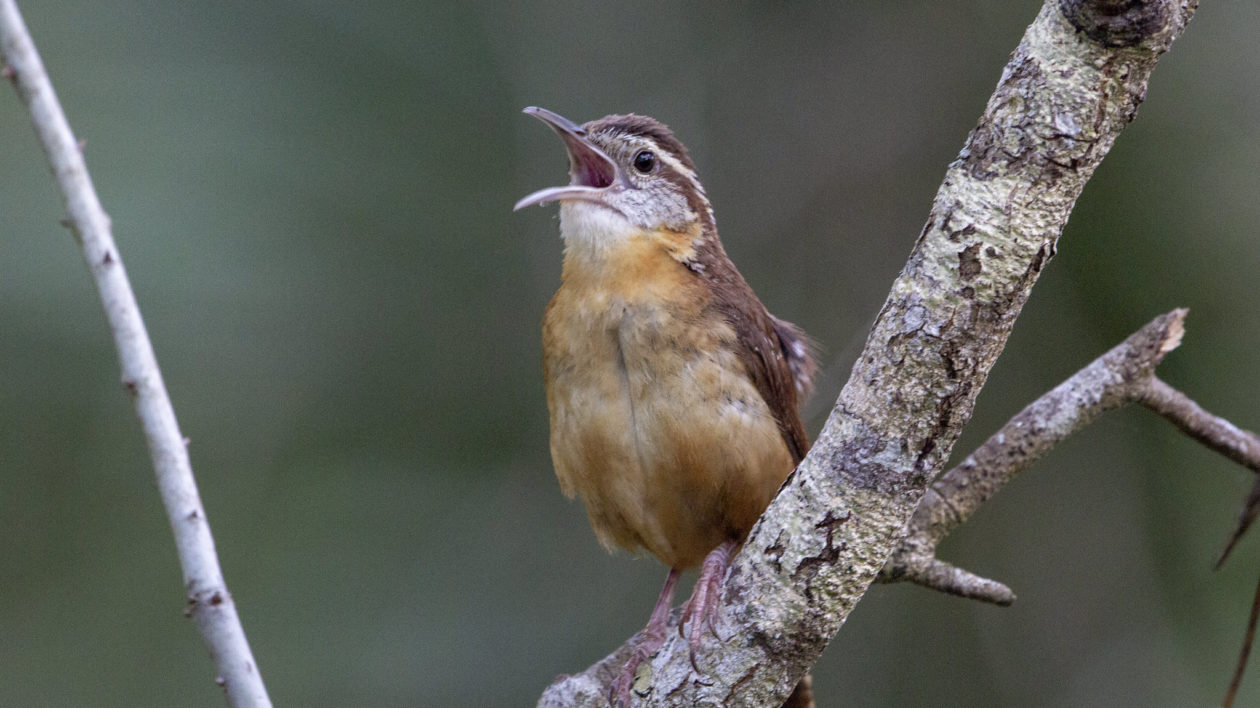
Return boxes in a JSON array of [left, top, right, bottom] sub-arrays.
[[1223, 570, 1260, 708], [0, 3, 270, 706], [541, 1, 1199, 704], [1139, 377, 1260, 567], [1216, 479, 1260, 570], [1140, 377, 1260, 474]]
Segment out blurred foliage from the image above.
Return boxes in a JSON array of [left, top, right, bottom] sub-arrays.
[[1, 1, 1258, 705]]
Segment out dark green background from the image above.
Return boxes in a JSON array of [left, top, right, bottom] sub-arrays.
[[2, 2, 1258, 705]]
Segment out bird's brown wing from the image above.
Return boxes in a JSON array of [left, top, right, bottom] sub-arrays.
[[690, 240, 817, 465]]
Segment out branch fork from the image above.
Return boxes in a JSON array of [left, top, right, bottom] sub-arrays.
[[878, 309, 1260, 604]]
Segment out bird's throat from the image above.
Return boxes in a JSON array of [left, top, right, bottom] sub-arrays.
[[559, 201, 703, 280]]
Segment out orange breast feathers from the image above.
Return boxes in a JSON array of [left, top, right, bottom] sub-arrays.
[[542, 231, 796, 570]]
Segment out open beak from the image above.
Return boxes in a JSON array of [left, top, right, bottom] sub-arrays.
[[513, 107, 625, 211]]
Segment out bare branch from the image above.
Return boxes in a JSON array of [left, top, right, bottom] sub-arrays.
[[1223, 571, 1260, 708], [879, 310, 1188, 601], [541, 1, 1199, 704], [1138, 378, 1260, 567], [1216, 480, 1260, 570], [0, 3, 270, 705], [1140, 377, 1260, 474]]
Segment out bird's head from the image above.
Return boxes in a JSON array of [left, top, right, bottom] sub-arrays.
[[514, 107, 714, 256]]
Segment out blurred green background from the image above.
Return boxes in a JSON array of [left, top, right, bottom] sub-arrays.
[[1, 1, 1257, 706]]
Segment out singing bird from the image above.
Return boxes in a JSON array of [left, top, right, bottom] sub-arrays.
[[515, 107, 816, 701]]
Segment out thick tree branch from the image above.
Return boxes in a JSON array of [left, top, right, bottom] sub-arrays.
[[541, 1, 1199, 705], [0, 3, 270, 706]]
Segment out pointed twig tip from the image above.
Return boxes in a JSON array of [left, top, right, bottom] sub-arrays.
[[1158, 308, 1188, 357], [910, 558, 1017, 606]]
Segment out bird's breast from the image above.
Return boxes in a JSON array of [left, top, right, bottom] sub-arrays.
[[543, 236, 794, 568]]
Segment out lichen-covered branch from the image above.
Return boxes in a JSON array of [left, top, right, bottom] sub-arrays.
[[878, 309, 1187, 602], [0, 2, 270, 706], [878, 307, 1260, 604], [540, 1, 1199, 705]]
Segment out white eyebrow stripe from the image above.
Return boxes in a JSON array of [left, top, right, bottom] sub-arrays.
[[653, 149, 704, 197], [616, 132, 717, 229], [652, 149, 715, 226]]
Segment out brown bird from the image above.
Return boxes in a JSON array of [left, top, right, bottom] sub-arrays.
[[515, 107, 816, 703]]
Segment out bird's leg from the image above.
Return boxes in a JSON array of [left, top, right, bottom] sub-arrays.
[[610, 567, 681, 707], [679, 539, 736, 671]]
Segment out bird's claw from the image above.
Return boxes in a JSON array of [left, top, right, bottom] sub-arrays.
[[679, 540, 736, 673]]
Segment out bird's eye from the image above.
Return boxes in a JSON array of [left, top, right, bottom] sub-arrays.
[[632, 150, 656, 174]]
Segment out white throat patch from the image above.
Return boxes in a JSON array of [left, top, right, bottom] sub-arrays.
[[558, 200, 641, 262]]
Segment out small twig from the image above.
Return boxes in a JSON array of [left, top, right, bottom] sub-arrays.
[[1139, 377, 1260, 474], [1216, 480, 1260, 571], [1223, 571, 1260, 708], [1138, 377, 1260, 568], [0, 2, 270, 706]]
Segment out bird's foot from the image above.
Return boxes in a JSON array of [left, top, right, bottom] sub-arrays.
[[610, 568, 680, 707], [610, 628, 666, 707], [679, 540, 736, 672]]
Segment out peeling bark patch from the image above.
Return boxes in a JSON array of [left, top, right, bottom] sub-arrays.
[[726, 665, 758, 703], [815, 509, 851, 535], [959, 56, 1045, 181], [1029, 243, 1049, 274], [902, 304, 927, 333], [764, 531, 788, 574], [916, 217, 935, 246], [913, 379, 974, 480], [948, 223, 977, 243], [913, 437, 937, 482], [940, 339, 962, 380], [792, 511, 850, 601], [823, 428, 900, 492], [959, 243, 983, 280]]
